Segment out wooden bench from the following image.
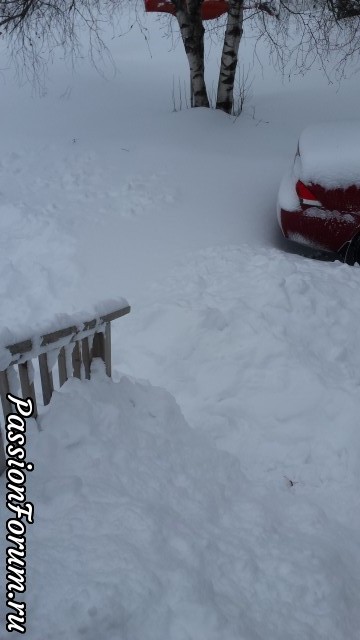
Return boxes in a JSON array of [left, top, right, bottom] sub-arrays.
[[0, 303, 131, 476]]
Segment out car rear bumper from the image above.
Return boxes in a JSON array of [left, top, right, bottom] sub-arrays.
[[278, 205, 360, 254]]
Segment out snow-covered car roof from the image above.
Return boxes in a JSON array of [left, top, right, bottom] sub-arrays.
[[298, 120, 360, 189]]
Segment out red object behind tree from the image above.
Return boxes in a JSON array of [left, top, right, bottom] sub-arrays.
[[144, 0, 228, 20]]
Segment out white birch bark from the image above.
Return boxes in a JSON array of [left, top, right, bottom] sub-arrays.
[[176, 1, 209, 108], [216, 0, 244, 113]]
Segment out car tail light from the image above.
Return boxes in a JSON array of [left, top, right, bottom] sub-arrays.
[[296, 181, 322, 207]]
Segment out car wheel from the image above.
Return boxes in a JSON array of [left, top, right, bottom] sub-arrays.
[[342, 234, 360, 266]]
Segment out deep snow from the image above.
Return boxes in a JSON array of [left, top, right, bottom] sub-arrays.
[[299, 120, 360, 189], [1, 13, 360, 640], [3, 368, 360, 640]]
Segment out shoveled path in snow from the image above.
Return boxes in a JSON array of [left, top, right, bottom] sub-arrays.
[[115, 244, 360, 575]]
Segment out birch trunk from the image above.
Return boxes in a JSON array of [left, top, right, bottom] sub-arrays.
[[216, 0, 244, 114], [176, 1, 209, 108]]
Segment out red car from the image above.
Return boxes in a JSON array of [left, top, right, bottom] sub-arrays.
[[277, 121, 360, 264]]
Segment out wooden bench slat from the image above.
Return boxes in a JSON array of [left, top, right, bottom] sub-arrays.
[[58, 347, 68, 387], [72, 341, 82, 379], [41, 325, 78, 347], [101, 306, 131, 324], [7, 339, 33, 356], [92, 331, 105, 363], [0, 370, 11, 476], [18, 362, 38, 419], [38, 353, 54, 406], [104, 322, 112, 378], [81, 337, 91, 380], [92, 324, 112, 378], [82, 319, 97, 332], [0, 370, 12, 417]]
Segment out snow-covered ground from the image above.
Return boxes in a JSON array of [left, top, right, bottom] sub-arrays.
[[1, 15, 360, 639]]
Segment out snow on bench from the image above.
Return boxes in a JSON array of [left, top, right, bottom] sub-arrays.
[[0, 302, 131, 476]]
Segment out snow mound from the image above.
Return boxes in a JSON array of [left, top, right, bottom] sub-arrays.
[[1, 368, 360, 639], [114, 243, 360, 638], [277, 168, 300, 212], [298, 120, 360, 189]]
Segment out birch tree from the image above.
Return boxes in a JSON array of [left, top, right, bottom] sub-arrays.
[[334, 0, 360, 18], [163, 1, 278, 111], [216, 1, 244, 113], [2, 1, 360, 112], [173, 0, 209, 107], [216, 1, 278, 113], [169, 0, 360, 113]]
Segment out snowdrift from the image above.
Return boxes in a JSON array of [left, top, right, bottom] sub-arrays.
[[1, 368, 360, 640]]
